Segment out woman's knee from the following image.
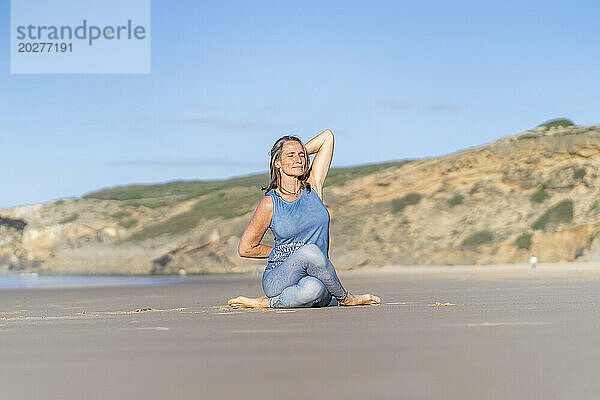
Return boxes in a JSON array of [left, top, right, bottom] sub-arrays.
[[263, 285, 277, 298], [297, 276, 327, 303], [313, 290, 332, 307], [297, 243, 327, 268], [262, 274, 280, 298]]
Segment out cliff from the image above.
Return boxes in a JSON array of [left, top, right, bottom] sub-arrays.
[[3, 122, 600, 274]]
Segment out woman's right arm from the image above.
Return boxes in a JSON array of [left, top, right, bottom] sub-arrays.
[[238, 195, 274, 258]]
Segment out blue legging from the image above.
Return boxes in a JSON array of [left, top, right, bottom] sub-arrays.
[[262, 243, 350, 308]]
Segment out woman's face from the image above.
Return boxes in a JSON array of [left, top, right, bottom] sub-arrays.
[[275, 141, 307, 178]]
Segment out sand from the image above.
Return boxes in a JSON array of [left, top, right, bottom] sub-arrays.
[[1, 264, 600, 399]]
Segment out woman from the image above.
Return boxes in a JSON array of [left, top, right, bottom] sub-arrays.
[[228, 129, 381, 308]]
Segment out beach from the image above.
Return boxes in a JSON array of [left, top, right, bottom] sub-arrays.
[[2, 264, 600, 400]]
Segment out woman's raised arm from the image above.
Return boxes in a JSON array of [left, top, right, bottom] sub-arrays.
[[305, 129, 334, 193]]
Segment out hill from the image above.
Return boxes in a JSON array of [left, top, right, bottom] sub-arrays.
[[2, 122, 600, 274]]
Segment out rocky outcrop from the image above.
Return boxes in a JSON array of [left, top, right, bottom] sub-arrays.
[[0, 216, 27, 231]]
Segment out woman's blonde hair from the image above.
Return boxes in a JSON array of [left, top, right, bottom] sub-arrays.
[[262, 135, 312, 193]]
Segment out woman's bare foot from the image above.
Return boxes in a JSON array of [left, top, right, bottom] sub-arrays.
[[228, 295, 269, 309], [339, 292, 381, 306]]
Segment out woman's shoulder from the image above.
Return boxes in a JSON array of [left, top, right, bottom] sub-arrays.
[[264, 188, 277, 200], [257, 194, 274, 213]]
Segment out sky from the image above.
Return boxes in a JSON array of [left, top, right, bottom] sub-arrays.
[[1, 0, 599, 209]]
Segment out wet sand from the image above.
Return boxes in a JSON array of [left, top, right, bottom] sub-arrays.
[[2, 263, 600, 400]]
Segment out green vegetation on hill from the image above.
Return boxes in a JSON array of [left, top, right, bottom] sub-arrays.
[[588, 201, 600, 216], [447, 193, 464, 207], [532, 199, 574, 231], [111, 211, 132, 219], [530, 185, 550, 203], [574, 168, 586, 180], [84, 174, 270, 203], [461, 230, 494, 250], [124, 189, 260, 242], [324, 160, 412, 187], [537, 118, 575, 129], [392, 193, 421, 213], [84, 161, 412, 206], [119, 219, 138, 229], [59, 213, 79, 224], [515, 232, 533, 250]]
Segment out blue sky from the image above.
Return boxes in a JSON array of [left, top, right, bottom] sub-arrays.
[[1, 0, 598, 208]]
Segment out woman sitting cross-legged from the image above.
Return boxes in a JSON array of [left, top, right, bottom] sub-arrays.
[[228, 129, 381, 309]]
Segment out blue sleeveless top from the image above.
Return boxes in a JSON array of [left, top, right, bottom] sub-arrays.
[[265, 187, 330, 270]]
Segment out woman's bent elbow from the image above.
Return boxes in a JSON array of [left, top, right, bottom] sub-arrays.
[[237, 246, 246, 257], [238, 243, 250, 257]]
